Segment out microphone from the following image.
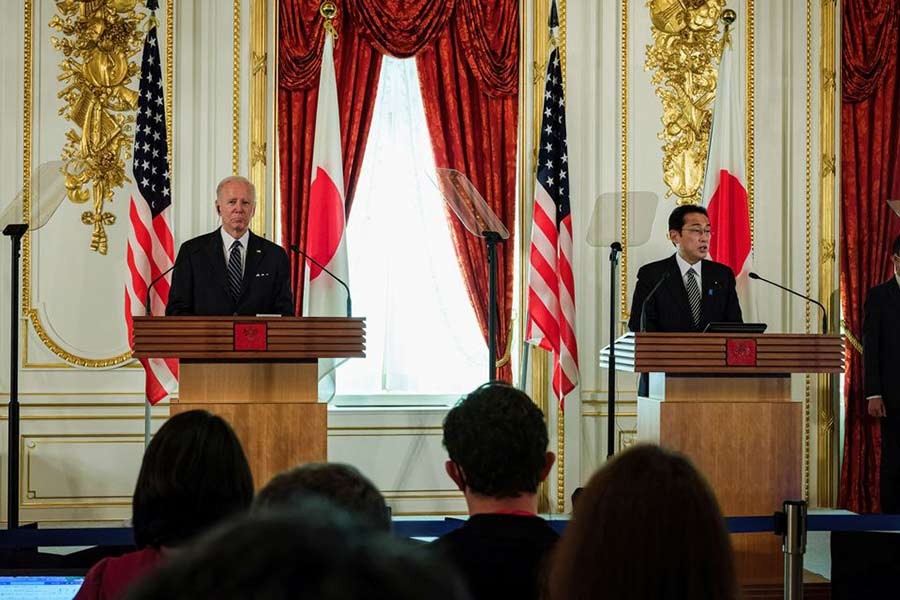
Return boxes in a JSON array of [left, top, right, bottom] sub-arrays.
[[639, 271, 671, 332], [289, 244, 352, 318], [610, 241, 622, 261], [748, 272, 828, 334], [145, 245, 203, 315]]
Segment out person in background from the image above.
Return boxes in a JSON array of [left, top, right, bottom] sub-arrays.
[[433, 382, 558, 600], [124, 501, 470, 600], [547, 444, 738, 600], [75, 410, 254, 600], [254, 462, 390, 532], [863, 233, 900, 513]]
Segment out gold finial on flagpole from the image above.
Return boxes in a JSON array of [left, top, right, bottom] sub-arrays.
[[320, 1, 338, 41], [721, 9, 736, 51]]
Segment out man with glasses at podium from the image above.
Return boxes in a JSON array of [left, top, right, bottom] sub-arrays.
[[627, 205, 743, 396], [628, 204, 743, 334]]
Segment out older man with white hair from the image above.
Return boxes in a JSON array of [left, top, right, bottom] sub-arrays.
[[166, 176, 294, 316]]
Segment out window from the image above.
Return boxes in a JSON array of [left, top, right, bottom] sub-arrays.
[[335, 57, 486, 399]]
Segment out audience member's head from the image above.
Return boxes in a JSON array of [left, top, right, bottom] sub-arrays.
[[254, 462, 390, 531], [132, 410, 253, 549], [125, 501, 470, 600], [570, 486, 583, 513], [443, 383, 553, 506], [548, 444, 738, 600]]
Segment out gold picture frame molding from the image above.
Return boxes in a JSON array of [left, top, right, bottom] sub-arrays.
[[20, 0, 175, 369]]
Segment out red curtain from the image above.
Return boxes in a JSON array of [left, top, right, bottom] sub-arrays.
[[839, 0, 900, 512], [278, 1, 382, 312], [417, 2, 519, 382], [279, 0, 519, 381]]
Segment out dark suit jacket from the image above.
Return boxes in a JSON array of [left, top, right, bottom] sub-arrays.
[[627, 254, 743, 333], [432, 514, 559, 600], [863, 278, 900, 408], [166, 229, 294, 316]]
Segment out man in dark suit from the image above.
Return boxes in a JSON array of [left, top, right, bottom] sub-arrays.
[[627, 205, 742, 397], [863, 234, 900, 513], [434, 383, 558, 600], [628, 204, 743, 333], [166, 176, 294, 316]]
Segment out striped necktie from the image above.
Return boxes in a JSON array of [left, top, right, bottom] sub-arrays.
[[685, 267, 702, 327], [227, 240, 242, 300]]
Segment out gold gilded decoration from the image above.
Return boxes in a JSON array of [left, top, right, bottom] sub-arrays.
[[620, 0, 629, 319], [532, 60, 545, 86], [745, 1, 755, 243], [24, 0, 174, 368], [841, 319, 862, 354], [232, 0, 241, 175], [249, 0, 268, 234], [645, 0, 726, 204], [320, 1, 338, 40], [803, 0, 812, 501], [817, 0, 838, 507], [50, 0, 145, 255]]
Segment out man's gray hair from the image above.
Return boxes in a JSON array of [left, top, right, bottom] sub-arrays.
[[215, 175, 256, 203]]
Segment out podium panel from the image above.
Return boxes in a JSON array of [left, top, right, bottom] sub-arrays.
[[603, 332, 843, 583], [133, 317, 365, 490]]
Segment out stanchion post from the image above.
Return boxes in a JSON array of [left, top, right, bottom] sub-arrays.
[[781, 499, 807, 600]]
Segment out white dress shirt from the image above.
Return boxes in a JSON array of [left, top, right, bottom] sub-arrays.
[[674, 252, 702, 290], [221, 228, 250, 277]]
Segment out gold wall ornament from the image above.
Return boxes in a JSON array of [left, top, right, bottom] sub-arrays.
[[645, 0, 726, 204], [50, 0, 146, 255], [320, 1, 338, 40]]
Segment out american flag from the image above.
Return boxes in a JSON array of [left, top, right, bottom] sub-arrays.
[[525, 0, 579, 407], [124, 3, 177, 405]]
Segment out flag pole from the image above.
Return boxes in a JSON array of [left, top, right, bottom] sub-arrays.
[[485, 231, 502, 382], [607, 242, 621, 458], [518, 342, 530, 390], [144, 400, 151, 448]]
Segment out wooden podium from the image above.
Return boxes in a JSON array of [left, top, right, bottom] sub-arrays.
[[133, 316, 365, 488], [601, 332, 844, 581]]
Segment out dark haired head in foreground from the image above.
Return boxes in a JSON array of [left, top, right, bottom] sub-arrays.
[[75, 410, 253, 600], [133, 409, 254, 548], [254, 462, 390, 531], [548, 444, 738, 600], [442, 382, 552, 499], [436, 382, 557, 600], [125, 502, 470, 600]]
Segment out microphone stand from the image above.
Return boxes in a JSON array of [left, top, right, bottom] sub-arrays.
[[289, 244, 352, 318], [607, 242, 621, 459], [3, 223, 28, 530], [749, 272, 828, 334], [484, 231, 503, 383]]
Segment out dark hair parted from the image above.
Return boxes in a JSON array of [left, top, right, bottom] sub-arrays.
[[125, 502, 470, 600], [254, 462, 390, 532], [892, 234, 900, 257], [132, 410, 254, 549], [443, 382, 548, 498], [548, 444, 738, 600], [668, 204, 709, 232]]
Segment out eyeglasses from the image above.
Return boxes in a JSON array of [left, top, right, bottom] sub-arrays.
[[681, 227, 713, 237]]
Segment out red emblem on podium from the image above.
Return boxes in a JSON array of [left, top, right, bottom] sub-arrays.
[[726, 339, 756, 366], [234, 323, 267, 351]]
